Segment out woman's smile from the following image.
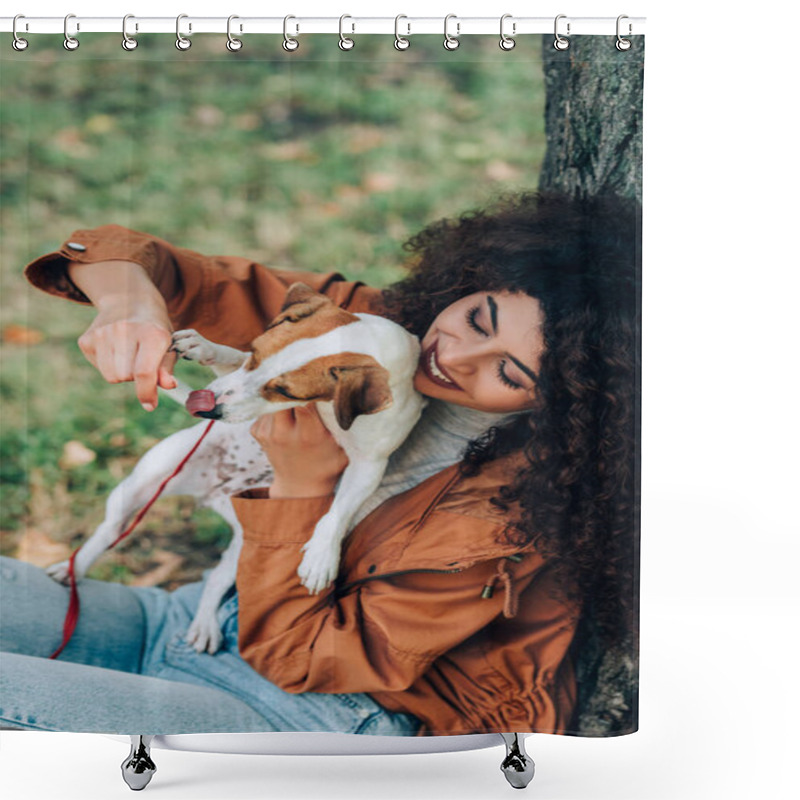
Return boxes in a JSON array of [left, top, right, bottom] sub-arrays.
[[420, 341, 463, 391]]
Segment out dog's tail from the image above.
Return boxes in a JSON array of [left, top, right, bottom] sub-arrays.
[[158, 377, 195, 407]]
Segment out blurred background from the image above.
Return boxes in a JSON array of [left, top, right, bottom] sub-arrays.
[[0, 34, 546, 588]]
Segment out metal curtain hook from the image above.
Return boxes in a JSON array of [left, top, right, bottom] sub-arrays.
[[122, 15, 138, 51], [227, 15, 243, 51], [616, 15, 632, 51], [176, 14, 191, 50], [499, 14, 516, 50], [63, 13, 79, 51], [394, 15, 410, 50], [553, 14, 570, 51], [338, 14, 355, 50], [12, 14, 29, 51], [283, 15, 299, 51], [443, 14, 460, 51]]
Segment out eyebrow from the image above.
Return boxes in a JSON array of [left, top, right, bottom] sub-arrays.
[[487, 295, 538, 385], [487, 295, 498, 333]]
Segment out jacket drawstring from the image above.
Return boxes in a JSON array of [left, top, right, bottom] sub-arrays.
[[480, 555, 522, 618]]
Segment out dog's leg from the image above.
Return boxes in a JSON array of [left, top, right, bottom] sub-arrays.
[[171, 329, 248, 377], [47, 426, 216, 585], [184, 496, 243, 654], [297, 459, 388, 594]]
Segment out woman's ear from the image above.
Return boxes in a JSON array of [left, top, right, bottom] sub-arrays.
[[331, 365, 393, 431]]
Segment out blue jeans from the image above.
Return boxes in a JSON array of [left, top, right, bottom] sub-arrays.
[[0, 557, 421, 735]]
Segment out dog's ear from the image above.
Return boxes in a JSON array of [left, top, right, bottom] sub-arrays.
[[269, 283, 331, 325], [331, 365, 393, 431]]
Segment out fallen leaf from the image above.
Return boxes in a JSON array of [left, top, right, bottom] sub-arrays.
[[2, 324, 45, 345], [15, 528, 73, 568], [85, 114, 115, 134], [485, 160, 521, 181], [362, 172, 398, 193], [130, 550, 185, 587], [193, 105, 224, 127], [59, 441, 97, 469]]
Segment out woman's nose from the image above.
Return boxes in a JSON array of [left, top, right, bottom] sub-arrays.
[[438, 342, 482, 375]]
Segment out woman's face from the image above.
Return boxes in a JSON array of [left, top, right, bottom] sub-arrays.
[[414, 291, 545, 413]]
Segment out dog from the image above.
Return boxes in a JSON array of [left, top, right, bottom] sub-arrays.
[[47, 283, 425, 654]]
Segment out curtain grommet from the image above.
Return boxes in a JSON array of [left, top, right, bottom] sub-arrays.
[[616, 15, 632, 51], [443, 14, 460, 51], [121, 14, 138, 51], [175, 14, 192, 50], [553, 14, 570, 51], [283, 15, 299, 52], [499, 14, 516, 51], [63, 13, 79, 51], [12, 15, 29, 51], [226, 15, 243, 52], [394, 15, 410, 50], [338, 14, 355, 51]]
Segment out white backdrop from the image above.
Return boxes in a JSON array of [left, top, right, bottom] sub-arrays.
[[2, 1, 798, 799]]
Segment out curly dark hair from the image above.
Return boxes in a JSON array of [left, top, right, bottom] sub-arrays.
[[382, 191, 641, 650]]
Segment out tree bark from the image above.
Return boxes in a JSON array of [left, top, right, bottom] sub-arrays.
[[538, 35, 644, 737], [539, 35, 644, 203]]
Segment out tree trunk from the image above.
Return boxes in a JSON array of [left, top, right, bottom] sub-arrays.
[[539, 35, 644, 203], [538, 35, 644, 737]]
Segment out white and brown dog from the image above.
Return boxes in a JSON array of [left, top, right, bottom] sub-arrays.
[[48, 283, 425, 653]]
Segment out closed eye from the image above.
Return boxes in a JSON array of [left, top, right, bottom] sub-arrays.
[[466, 305, 489, 336]]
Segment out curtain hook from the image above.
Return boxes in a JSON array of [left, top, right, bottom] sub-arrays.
[[553, 14, 570, 51], [616, 15, 632, 51], [63, 13, 79, 51], [122, 14, 138, 51], [283, 15, 299, 51], [499, 14, 516, 51], [394, 15, 410, 50], [175, 14, 192, 50], [227, 15, 243, 51], [339, 14, 355, 50], [443, 14, 460, 51], [12, 14, 29, 51]]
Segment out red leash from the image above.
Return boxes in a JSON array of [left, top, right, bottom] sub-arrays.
[[49, 420, 217, 659]]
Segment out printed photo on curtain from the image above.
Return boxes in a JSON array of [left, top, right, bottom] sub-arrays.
[[0, 29, 643, 742]]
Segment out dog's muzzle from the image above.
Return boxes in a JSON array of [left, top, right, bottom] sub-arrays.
[[187, 390, 222, 419]]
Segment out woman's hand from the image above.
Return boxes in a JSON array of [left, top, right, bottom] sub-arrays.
[[70, 260, 178, 411], [250, 406, 349, 498]]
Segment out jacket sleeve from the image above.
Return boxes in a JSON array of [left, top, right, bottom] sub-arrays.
[[23, 224, 379, 350], [231, 490, 545, 695]]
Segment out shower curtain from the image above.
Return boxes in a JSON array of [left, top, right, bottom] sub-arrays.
[[0, 28, 643, 740]]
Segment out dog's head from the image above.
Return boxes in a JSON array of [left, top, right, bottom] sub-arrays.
[[193, 283, 393, 429]]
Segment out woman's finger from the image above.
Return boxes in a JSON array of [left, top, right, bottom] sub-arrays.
[[133, 328, 173, 410], [250, 413, 275, 443], [158, 353, 179, 391], [114, 332, 139, 384], [93, 330, 119, 383]]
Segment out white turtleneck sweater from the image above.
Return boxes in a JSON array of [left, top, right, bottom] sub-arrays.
[[351, 399, 516, 528]]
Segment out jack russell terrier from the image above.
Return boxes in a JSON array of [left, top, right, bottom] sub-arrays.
[[47, 283, 425, 654]]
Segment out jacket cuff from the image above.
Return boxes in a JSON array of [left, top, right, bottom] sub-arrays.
[[231, 491, 334, 545], [24, 225, 162, 304]]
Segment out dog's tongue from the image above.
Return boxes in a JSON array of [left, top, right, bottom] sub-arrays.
[[187, 390, 217, 417]]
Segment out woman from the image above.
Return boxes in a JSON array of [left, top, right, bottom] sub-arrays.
[[0, 191, 639, 737]]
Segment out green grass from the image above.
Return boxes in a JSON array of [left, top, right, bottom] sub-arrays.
[[0, 34, 546, 583]]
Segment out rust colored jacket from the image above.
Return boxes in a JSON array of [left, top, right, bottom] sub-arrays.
[[25, 225, 579, 736]]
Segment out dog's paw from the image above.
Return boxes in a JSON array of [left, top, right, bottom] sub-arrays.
[[171, 329, 219, 367], [46, 559, 84, 585], [185, 615, 224, 654], [297, 540, 341, 595]]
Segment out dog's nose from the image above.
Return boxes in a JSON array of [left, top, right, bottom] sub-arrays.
[[187, 390, 220, 418], [193, 406, 224, 420]]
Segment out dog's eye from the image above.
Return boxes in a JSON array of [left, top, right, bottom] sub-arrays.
[[267, 384, 298, 400]]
